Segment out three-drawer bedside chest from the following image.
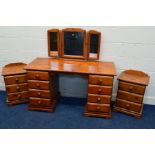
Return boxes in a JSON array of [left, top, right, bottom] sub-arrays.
[[113, 70, 150, 118], [2, 63, 28, 105]]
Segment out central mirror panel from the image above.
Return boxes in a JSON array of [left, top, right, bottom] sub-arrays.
[[62, 28, 87, 59], [64, 32, 84, 56]]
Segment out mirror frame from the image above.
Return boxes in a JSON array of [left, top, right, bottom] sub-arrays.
[[48, 29, 61, 57], [87, 30, 101, 60], [61, 28, 87, 60]]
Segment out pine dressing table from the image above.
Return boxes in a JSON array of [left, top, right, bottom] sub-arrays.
[[25, 57, 116, 118]]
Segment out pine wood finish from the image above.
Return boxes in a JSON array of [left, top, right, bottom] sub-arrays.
[[61, 28, 87, 60], [84, 75, 114, 118], [48, 28, 102, 60], [88, 85, 112, 95], [113, 70, 150, 118], [25, 57, 116, 118], [27, 71, 59, 112], [26, 58, 116, 76], [2, 63, 28, 105]]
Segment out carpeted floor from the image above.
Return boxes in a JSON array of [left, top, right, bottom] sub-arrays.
[[0, 91, 155, 129]]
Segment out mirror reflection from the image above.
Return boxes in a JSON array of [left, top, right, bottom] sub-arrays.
[[90, 34, 98, 54], [50, 32, 58, 51], [89, 32, 100, 60], [64, 32, 84, 56]]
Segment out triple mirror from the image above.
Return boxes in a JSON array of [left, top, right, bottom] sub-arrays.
[[48, 28, 101, 60]]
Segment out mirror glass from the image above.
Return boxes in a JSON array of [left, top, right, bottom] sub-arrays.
[[89, 33, 100, 59], [90, 34, 98, 54], [64, 32, 84, 56], [50, 32, 58, 51]]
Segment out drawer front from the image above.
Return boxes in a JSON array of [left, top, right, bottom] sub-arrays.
[[28, 81, 50, 90], [88, 94, 111, 104], [4, 75, 27, 85], [119, 82, 145, 95], [8, 91, 28, 102], [117, 90, 143, 104], [27, 71, 49, 81], [6, 83, 28, 93], [89, 75, 113, 86], [29, 98, 52, 107], [87, 103, 110, 113], [88, 85, 112, 95], [29, 90, 50, 98], [116, 99, 142, 113]]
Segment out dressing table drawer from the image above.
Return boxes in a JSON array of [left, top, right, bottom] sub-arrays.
[[115, 99, 142, 113], [88, 85, 112, 95], [88, 94, 111, 104], [89, 75, 113, 86], [4, 75, 27, 85], [29, 90, 50, 98], [28, 81, 50, 90], [27, 71, 49, 81], [8, 91, 28, 102], [119, 82, 145, 95], [117, 90, 143, 104], [6, 83, 28, 93], [87, 103, 110, 113]]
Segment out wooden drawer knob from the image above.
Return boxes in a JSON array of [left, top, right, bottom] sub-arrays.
[[36, 83, 40, 87], [98, 89, 102, 93], [96, 106, 100, 110], [129, 86, 133, 91], [16, 86, 20, 91], [37, 92, 41, 96], [126, 104, 130, 110], [97, 98, 101, 102], [17, 94, 21, 98], [16, 78, 19, 83], [135, 97, 138, 100], [35, 74, 39, 78], [38, 101, 41, 104], [99, 79, 103, 84], [126, 104, 130, 107]]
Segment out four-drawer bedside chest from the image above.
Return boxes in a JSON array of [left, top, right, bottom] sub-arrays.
[[2, 63, 28, 105], [113, 70, 150, 118]]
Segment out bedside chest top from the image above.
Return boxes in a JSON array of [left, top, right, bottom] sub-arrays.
[[25, 57, 116, 76], [2, 62, 27, 76], [118, 70, 150, 86]]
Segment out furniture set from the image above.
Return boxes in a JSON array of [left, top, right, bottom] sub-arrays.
[[1, 28, 150, 118]]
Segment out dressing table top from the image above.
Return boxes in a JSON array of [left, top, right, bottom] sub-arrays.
[[25, 57, 116, 76]]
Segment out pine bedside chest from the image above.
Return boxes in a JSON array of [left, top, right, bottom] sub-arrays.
[[113, 70, 150, 118], [2, 62, 28, 105]]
